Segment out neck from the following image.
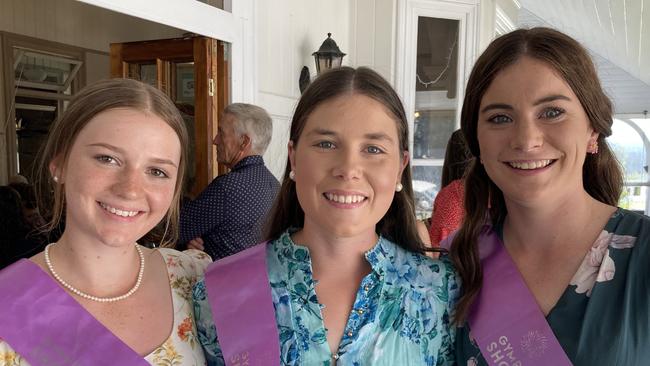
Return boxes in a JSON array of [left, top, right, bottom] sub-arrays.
[[48, 229, 142, 297], [292, 220, 377, 277], [503, 190, 614, 253]]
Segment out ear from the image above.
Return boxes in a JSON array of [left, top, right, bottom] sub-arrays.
[[241, 134, 251, 149], [397, 151, 409, 183], [49, 155, 64, 184], [288, 140, 297, 172], [589, 130, 599, 144]]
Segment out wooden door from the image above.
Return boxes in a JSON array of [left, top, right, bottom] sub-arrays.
[[110, 37, 229, 197]]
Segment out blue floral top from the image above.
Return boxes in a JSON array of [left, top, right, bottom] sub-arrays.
[[193, 230, 459, 366]]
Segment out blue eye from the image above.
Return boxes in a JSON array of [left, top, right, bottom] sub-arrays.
[[366, 146, 384, 154], [540, 107, 564, 119], [487, 115, 512, 124]]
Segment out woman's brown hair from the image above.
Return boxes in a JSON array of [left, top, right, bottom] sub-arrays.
[[451, 27, 623, 324], [35, 78, 189, 247], [265, 66, 425, 253]]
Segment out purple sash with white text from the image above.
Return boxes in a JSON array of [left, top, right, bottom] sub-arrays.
[[0, 259, 149, 366], [468, 227, 572, 365], [204, 242, 280, 366]]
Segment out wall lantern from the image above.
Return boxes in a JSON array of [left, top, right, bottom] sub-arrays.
[[299, 33, 346, 93]]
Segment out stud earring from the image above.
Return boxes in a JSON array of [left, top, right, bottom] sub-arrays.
[[289, 170, 296, 181], [53, 176, 59, 182], [395, 183, 403, 192], [588, 140, 599, 154]]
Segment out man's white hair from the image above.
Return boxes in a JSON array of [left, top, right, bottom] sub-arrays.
[[224, 103, 273, 155]]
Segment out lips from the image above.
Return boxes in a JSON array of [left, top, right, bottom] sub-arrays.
[[99, 202, 140, 217], [506, 159, 555, 170]]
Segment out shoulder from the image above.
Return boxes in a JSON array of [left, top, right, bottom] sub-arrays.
[[0, 341, 28, 365], [157, 248, 212, 279]]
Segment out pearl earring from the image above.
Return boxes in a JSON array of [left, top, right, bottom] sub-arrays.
[[395, 183, 403, 192], [289, 170, 296, 180], [53, 176, 59, 182]]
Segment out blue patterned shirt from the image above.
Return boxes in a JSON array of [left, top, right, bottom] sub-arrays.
[[179, 155, 279, 260], [193, 230, 459, 365]]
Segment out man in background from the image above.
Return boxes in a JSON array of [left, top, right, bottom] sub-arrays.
[[179, 103, 280, 260]]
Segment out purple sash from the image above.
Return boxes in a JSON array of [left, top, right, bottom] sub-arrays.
[[468, 227, 572, 365], [204, 242, 280, 366], [0, 259, 149, 366]]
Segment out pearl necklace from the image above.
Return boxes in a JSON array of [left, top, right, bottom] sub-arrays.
[[44, 243, 145, 303]]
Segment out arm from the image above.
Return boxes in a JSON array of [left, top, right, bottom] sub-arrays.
[[193, 280, 226, 366]]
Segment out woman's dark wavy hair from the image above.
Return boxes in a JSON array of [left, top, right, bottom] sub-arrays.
[[451, 27, 623, 324], [265, 66, 425, 253]]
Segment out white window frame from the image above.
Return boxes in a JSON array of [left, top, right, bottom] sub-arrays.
[[395, 0, 478, 169]]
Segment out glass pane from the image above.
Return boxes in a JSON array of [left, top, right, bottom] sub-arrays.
[[195, 0, 225, 9], [609, 119, 647, 183], [172, 62, 197, 195], [411, 166, 443, 219], [414, 110, 455, 159], [14, 48, 81, 92], [619, 186, 647, 213], [140, 64, 157, 87], [413, 16, 460, 206], [15, 97, 58, 182]]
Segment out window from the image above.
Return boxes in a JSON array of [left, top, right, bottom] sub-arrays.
[[609, 117, 650, 214]]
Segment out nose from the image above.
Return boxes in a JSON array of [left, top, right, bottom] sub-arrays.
[[112, 167, 144, 200], [331, 148, 362, 181], [510, 117, 543, 152]]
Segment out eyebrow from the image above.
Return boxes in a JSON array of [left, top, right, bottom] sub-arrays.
[[480, 94, 572, 113], [306, 128, 395, 143], [87, 143, 178, 168]]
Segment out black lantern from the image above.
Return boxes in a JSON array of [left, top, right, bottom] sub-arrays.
[[300, 33, 346, 93], [312, 33, 346, 74]]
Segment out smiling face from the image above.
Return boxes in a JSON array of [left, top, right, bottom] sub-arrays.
[[52, 108, 181, 247], [289, 93, 408, 239], [477, 56, 598, 207]]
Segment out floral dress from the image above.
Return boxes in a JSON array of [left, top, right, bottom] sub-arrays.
[[193, 230, 460, 366], [0, 248, 211, 366], [455, 208, 650, 366]]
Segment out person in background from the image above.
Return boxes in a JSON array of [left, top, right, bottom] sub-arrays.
[[9, 182, 47, 231], [178, 103, 280, 260], [192, 66, 458, 366], [451, 27, 650, 365], [428, 129, 472, 247], [0, 186, 45, 270], [0, 78, 211, 365]]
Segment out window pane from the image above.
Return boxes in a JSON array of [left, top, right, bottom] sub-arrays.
[[413, 17, 459, 161], [411, 166, 442, 219], [619, 186, 647, 213], [610, 119, 647, 183]]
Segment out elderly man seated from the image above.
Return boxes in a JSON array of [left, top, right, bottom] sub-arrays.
[[179, 103, 280, 260]]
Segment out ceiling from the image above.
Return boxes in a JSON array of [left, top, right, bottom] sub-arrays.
[[518, 0, 650, 115]]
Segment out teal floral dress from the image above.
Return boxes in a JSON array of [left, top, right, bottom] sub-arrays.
[[193, 230, 459, 366], [456, 208, 650, 366]]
